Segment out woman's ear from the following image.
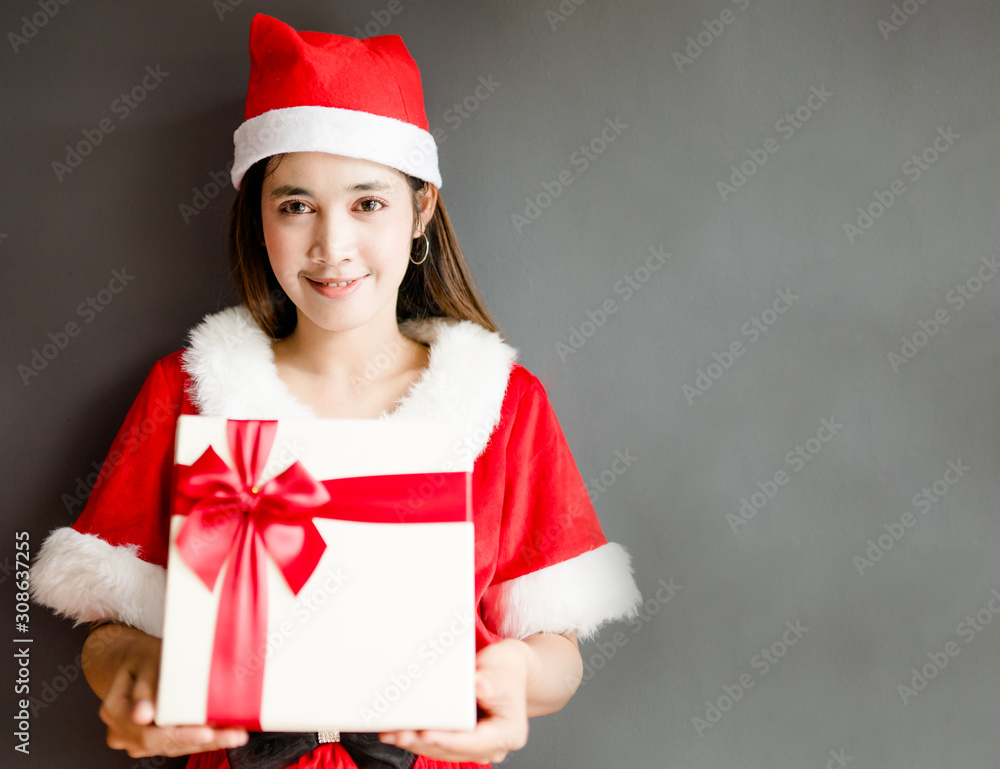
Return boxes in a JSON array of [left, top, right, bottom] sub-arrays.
[[415, 183, 439, 234]]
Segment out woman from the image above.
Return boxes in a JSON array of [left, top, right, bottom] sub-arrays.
[[31, 14, 642, 769]]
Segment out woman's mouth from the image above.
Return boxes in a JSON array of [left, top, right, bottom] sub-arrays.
[[308, 276, 365, 286], [305, 275, 367, 298]]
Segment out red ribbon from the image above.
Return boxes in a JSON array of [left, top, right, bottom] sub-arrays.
[[172, 419, 468, 727]]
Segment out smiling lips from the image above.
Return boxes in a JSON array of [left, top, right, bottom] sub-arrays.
[[305, 274, 367, 298], [307, 275, 366, 287]]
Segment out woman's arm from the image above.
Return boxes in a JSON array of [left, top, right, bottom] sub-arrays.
[[380, 630, 583, 764], [81, 623, 248, 758], [521, 631, 583, 716]]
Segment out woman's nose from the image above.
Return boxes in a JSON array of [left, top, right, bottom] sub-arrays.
[[311, 211, 356, 261]]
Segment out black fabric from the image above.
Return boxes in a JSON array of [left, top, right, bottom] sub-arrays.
[[339, 733, 418, 769], [225, 731, 417, 769], [225, 731, 319, 769]]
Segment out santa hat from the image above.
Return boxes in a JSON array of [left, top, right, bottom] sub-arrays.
[[231, 14, 441, 190]]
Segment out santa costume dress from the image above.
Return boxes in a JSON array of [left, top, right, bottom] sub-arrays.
[[31, 304, 643, 769]]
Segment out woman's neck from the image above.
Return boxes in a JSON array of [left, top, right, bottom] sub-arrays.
[[271, 313, 430, 418]]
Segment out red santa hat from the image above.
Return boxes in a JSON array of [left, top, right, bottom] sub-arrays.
[[231, 14, 442, 190]]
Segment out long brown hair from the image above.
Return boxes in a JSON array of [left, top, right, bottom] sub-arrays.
[[228, 156, 501, 339]]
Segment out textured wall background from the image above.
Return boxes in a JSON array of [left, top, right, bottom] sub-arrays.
[[4, 1, 1000, 767]]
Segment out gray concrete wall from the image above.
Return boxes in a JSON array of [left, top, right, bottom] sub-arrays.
[[4, 1, 1000, 766]]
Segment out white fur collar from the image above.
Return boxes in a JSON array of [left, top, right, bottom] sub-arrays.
[[180, 306, 518, 458]]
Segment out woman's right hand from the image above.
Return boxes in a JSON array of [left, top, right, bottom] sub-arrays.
[[85, 624, 249, 758]]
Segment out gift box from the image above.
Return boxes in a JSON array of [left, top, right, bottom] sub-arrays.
[[155, 416, 476, 732]]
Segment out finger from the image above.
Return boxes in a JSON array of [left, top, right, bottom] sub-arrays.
[[129, 666, 158, 725], [475, 674, 496, 701], [415, 723, 499, 752], [218, 729, 250, 748], [99, 663, 137, 727], [408, 720, 522, 763], [475, 672, 524, 722], [376, 728, 477, 762], [212, 727, 250, 748], [394, 737, 508, 765], [161, 724, 250, 750], [165, 725, 219, 746], [128, 725, 248, 758], [380, 729, 418, 747]]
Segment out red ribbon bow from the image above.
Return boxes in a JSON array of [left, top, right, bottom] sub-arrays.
[[172, 419, 468, 727], [175, 420, 327, 597]]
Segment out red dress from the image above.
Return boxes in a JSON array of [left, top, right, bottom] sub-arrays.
[[31, 307, 642, 769]]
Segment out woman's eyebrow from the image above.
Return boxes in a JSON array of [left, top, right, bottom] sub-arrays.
[[269, 184, 311, 199], [269, 180, 394, 198], [347, 180, 394, 192]]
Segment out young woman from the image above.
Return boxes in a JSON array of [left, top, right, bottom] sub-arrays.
[[31, 14, 642, 769]]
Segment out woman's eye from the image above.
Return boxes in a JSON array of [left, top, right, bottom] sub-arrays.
[[281, 201, 311, 215], [357, 198, 385, 213]]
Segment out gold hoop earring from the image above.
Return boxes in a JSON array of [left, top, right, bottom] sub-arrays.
[[410, 232, 430, 265]]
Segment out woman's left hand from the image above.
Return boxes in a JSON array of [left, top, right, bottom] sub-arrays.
[[379, 639, 530, 764]]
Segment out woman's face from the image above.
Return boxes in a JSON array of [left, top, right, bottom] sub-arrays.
[[260, 152, 435, 337]]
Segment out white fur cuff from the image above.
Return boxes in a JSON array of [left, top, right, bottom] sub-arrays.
[[481, 542, 642, 641], [31, 527, 166, 638]]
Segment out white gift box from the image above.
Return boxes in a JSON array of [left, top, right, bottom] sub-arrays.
[[155, 416, 476, 732]]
